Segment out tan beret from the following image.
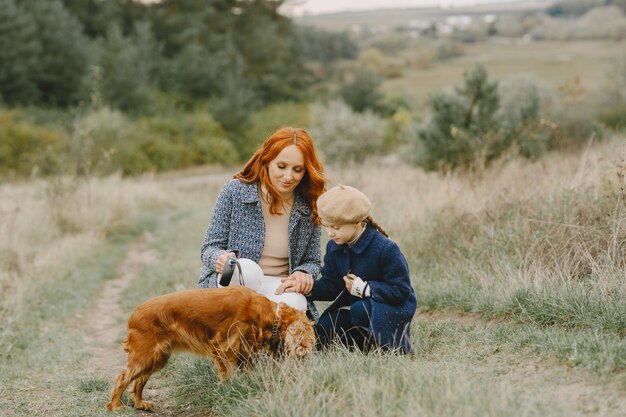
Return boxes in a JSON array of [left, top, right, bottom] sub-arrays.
[[317, 185, 371, 225]]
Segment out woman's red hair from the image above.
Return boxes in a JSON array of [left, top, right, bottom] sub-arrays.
[[235, 127, 326, 223]]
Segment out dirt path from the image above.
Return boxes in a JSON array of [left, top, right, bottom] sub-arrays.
[[80, 233, 180, 416]]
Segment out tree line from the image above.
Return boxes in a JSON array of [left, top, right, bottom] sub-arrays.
[[0, 0, 357, 130]]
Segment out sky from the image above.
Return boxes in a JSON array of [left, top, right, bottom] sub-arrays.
[[281, 0, 517, 16]]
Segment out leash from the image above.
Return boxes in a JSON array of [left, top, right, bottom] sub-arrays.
[[270, 302, 282, 351], [219, 257, 245, 287]]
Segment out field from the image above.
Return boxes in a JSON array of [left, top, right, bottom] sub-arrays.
[[383, 39, 626, 111], [1, 136, 625, 416]]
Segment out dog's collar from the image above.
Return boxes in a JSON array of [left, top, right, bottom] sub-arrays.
[[270, 302, 282, 348]]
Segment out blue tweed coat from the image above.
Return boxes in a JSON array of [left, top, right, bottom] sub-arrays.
[[197, 179, 322, 317], [308, 226, 417, 353]]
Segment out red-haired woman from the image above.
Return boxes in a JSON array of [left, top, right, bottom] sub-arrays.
[[198, 127, 326, 318]]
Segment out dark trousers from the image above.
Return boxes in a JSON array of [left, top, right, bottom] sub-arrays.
[[315, 299, 373, 351]]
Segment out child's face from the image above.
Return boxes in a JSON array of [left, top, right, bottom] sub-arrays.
[[321, 220, 361, 245]]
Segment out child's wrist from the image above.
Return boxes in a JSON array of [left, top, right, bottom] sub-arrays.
[[350, 277, 369, 298]]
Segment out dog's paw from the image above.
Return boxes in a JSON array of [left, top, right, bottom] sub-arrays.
[[106, 401, 122, 411], [134, 400, 154, 411]]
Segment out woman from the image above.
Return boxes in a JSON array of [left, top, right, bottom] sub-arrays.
[[197, 127, 326, 318]]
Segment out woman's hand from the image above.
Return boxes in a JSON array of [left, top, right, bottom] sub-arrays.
[[275, 270, 313, 295], [216, 252, 236, 273]]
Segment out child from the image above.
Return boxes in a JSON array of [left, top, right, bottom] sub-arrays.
[[307, 185, 416, 353]]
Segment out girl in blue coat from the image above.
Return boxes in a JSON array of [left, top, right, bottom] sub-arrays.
[[305, 185, 417, 354]]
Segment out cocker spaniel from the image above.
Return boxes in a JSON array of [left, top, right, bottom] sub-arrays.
[[107, 286, 315, 411]]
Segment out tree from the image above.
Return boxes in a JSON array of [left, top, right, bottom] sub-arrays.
[[416, 65, 500, 171], [0, 0, 40, 105], [339, 69, 395, 116], [295, 26, 359, 64], [23, 0, 89, 106], [232, 0, 311, 103], [98, 24, 150, 112], [170, 42, 224, 99]]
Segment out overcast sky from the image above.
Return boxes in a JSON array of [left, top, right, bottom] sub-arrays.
[[281, 0, 516, 16]]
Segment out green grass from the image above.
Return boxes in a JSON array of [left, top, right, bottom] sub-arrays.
[[2, 141, 626, 416], [171, 318, 625, 417]]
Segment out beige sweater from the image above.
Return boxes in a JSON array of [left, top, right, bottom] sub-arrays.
[[259, 196, 291, 277]]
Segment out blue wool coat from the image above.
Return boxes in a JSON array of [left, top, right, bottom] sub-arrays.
[[308, 225, 417, 353], [197, 179, 322, 318]]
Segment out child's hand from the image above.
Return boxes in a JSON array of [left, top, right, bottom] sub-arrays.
[[343, 273, 357, 292], [344, 273, 369, 298]]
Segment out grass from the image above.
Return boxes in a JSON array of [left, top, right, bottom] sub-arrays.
[[171, 318, 624, 417], [1, 139, 625, 416], [0, 175, 173, 417]]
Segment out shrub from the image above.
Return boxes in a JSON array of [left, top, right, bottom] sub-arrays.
[[0, 109, 65, 176], [414, 65, 500, 171], [545, 76, 606, 147], [131, 110, 237, 173], [309, 100, 388, 164], [496, 74, 554, 159], [598, 105, 626, 130], [356, 48, 386, 76], [435, 40, 464, 61], [65, 107, 237, 176], [411, 67, 607, 172], [338, 69, 399, 116]]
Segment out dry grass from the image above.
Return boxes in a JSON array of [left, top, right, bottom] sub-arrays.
[[328, 137, 622, 235], [0, 174, 170, 325]]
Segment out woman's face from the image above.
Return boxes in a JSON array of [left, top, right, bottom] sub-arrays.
[[268, 145, 305, 197], [322, 221, 360, 245]]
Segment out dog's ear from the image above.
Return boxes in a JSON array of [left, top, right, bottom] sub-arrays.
[[284, 319, 315, 358]]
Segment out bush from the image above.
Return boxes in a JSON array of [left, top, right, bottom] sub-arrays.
[[0, 109, 65, 176], [435, 40, 464, 61], [598, 105, 626, 130], [414, 65, 500, 171], [338, 69, 399, 116], [496, 74, 554, 159], [411, 67, 608, 172], [65, 107, 237, 176], [130, 110, 237, 173], [309, 100, 388, 164]]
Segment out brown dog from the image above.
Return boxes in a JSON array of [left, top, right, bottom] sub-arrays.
[[107, 286, 315, 411]]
